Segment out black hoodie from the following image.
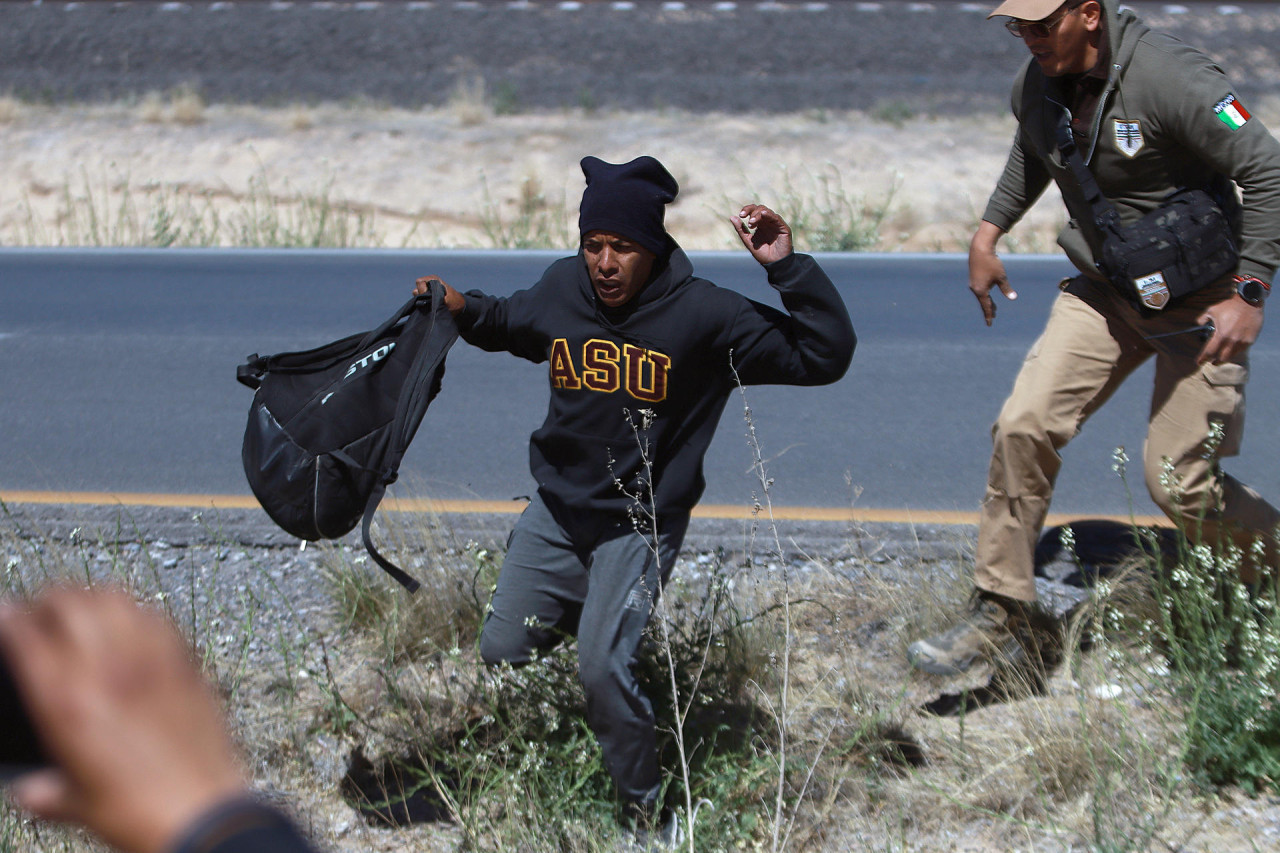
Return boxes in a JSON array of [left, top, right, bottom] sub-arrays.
[[456, 247, 855, 518]]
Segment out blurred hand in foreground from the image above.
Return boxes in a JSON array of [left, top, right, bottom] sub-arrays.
[[0, 586, 248, 853]]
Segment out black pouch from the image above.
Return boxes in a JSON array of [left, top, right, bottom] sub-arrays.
[[1054, 108, 1238, 310], [1098, 188, 1238, 310]]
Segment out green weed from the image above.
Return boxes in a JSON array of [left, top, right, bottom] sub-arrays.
[[1097, 435, 1280, 795], [1143, 534, 1280, 793]]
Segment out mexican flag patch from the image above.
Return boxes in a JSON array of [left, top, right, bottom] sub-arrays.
[[1214, 93, 1251, 130]]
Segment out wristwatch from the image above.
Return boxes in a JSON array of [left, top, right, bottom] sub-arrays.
[[1234, 275, 1271, 306]]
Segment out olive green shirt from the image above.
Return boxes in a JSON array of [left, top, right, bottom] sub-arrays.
[[983, 0, 1280, 284]]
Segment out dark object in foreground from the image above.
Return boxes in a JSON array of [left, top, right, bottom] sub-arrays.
[[1033, 518, 1183, 588], [1143, 319, 1215, 342], [341, 748, 455, 826], [0, 649, 49, 778]]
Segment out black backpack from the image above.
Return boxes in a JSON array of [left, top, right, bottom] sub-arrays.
[[237, 282, 458, 592]]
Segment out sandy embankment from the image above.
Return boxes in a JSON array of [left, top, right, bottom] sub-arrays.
[[1, 97, 1077, 253]]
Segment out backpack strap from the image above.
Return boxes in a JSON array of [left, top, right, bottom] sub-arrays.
[[354, 281, 460, 593], [1052, 106, 1123, 235], [318, 447, 419, 591], [355, 292, 424, 352], [386, 286, 459, 466], [361, 480, 423, 593]]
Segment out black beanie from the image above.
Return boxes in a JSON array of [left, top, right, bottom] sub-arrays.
[[578, 156, 679, 257]]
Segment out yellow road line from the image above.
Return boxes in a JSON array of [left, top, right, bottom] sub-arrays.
[[0, 490, 1170, 528]]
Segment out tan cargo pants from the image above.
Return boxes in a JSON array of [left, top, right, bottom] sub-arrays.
[[975, 276, 1280, 602]]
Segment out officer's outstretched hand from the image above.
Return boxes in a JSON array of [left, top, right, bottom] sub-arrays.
[[969, 221, 1017, 326], [732, 204, 793, 265], [1198, 296, 1263, 365]]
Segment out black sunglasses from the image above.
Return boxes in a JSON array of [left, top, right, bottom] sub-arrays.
[[1004, 3, 1081, 38]]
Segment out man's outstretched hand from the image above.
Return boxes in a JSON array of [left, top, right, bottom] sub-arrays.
[[969, 221, 1017, 327], [414, 276, 466, 316], [731, 204, 794, 265]]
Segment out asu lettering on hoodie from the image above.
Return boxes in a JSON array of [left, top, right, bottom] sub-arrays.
[[548, 338, 672, 402]]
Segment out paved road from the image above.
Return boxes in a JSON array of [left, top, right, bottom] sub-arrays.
[[4, 1, 1280, 113], [3, 249, 1278, 518]]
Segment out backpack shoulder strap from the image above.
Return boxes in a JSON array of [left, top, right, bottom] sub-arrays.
[[386, 282, 461, 468], [361, 480, 424, 593], [357, 281, 460, 593]]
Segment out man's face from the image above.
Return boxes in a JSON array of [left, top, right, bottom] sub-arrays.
[[1016, 0, 1101, 77], [582, 230, 656, 308]]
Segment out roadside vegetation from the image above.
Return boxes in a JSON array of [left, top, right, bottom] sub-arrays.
[[15, 168, 387, 250], [10, 161, 906, 254], [3, 417, 1280, 851], [0, 88, 1082, 254]]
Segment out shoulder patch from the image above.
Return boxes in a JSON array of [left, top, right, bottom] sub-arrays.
[[1114, 119, 1144, 157], [1214, 93, 1251, 130]]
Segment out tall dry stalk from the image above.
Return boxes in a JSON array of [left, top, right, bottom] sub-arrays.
[[613, 406, 701, 851], [727, 365, 795, 853]]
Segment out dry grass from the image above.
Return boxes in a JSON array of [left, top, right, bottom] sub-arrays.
[[285, 105, 314, 132], [3, 501, 1280, 851], [0, 95, 21, 124], [135, 85, 206, 126], [15, 164, 390, 248], [448, 73, 492, 128], [137, 91, 167, 124], [169, 84, 207, 125], [320, 509, 497, 664], [0, 97, 1089, 252]]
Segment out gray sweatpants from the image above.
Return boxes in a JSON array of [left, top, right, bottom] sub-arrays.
[[478, 493, 689, 807]]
